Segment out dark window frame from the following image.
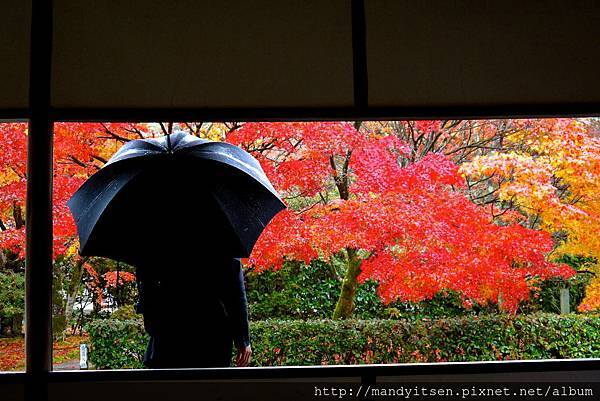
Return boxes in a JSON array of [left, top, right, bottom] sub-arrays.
[[3, 0, 598, 399]]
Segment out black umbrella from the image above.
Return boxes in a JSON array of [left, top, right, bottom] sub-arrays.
[[67, 131, 286, 265]]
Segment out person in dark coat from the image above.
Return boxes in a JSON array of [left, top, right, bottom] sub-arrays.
[[135, 252, 252, 368]]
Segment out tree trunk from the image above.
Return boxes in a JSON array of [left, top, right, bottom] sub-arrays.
[[64, 292, 78, 330], [53, 258, 87, 338], [329, 136, 361, 319], [13, 202, 24, 229], [64, 259, 86, 329], [12, 313, 23, 336], [332, 248, 361, 319]]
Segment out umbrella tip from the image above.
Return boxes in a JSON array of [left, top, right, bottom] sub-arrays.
[[166, 133, 173, 153]]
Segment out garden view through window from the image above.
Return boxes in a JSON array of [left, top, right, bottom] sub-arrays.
[[0, 123, 27, 372], [1, 119, 599, 370]]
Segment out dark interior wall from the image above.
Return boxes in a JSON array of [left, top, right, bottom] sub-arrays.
[[2, 0, 598, 110], [366, 0, 600, 108], [0, 0, 30, 109], [49, 0, 600, 110], [51, 0, 355, 108]]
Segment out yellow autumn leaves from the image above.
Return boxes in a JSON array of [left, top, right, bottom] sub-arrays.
[[460, 119, 600, 311]]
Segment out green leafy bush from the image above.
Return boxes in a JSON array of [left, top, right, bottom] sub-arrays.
[[246, 260, 345, 320], [86, 314, 600, 369], [111, 304, 141, 321], [246, 259, 471, 320], [86, 318, 148, 369], [0, 270, 25, 336]]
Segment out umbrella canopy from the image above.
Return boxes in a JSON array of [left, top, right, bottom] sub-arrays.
[[68, 131, 286, 265]]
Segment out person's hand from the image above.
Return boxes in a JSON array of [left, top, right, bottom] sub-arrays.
[[236, 344, 252, 367]]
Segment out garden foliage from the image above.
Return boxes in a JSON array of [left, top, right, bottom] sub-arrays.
[[87, 314, 600, 369], [246, 259, 592, 320], [86, 318, 148, 369], [0, 270, 24, 336]]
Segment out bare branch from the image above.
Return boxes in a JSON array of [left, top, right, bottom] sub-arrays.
[[100, 123, 130, 142], [91, 155, 108, 164], [69, 155, 88, 168], [158, 122, 170, 136]]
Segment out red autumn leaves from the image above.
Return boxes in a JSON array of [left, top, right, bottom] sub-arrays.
[[232, 122, 574, 313], [0, 121, 577, 314]]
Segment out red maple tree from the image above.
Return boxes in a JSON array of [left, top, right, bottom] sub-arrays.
[[229, 122, 574, 317], [0, 123, 140, 326]]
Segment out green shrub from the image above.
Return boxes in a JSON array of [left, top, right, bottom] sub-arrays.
[[246, 260, 474, 320], [85, 318, 148, 369], [246, 259, 343, 320], [111, 304, 142, 321], [86, 314, 600, 369], [0, 270, 25, 336], [518, 255, 596, 314], [246, 257, 597, 320]]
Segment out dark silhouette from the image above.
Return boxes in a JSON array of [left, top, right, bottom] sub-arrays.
[[136, 254, 251, 368], [67, 132, 285, 368]]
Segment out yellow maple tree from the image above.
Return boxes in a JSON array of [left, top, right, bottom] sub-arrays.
[[460, 118, 600, 311]]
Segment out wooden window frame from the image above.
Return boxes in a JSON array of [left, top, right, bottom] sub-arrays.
[[1, 1, 597, 400]]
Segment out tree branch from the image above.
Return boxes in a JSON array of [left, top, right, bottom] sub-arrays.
[[91, 155, 108, 164], [100, 123, 130, 142]]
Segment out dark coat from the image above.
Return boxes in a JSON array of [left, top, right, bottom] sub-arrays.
[[135, 256, 250, 368]]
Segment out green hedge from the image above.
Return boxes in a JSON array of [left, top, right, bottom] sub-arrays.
[[86, 319, 149, 369], [86, 314, 600, 369]]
